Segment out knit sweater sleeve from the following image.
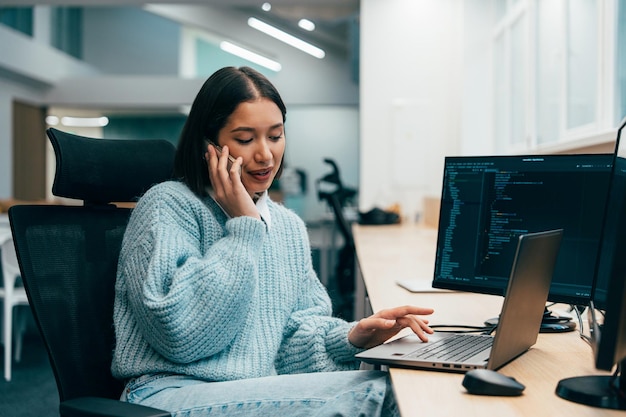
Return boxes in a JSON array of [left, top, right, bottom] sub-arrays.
[[273, 217, 363, 374], [116, 181, 266, 364]]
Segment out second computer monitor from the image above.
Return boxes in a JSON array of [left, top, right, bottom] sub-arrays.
[[432, 154, 613, 306]]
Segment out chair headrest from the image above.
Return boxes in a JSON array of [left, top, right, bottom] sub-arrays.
[[47, 127, 176, 204]]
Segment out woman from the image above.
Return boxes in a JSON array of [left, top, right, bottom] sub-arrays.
[[112, 66, 434, 416]]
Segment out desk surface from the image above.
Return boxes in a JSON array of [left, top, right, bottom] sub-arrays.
[[353, 223, 620, 417]]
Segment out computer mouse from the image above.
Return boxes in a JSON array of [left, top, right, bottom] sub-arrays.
[[462, 369, 525, 396]]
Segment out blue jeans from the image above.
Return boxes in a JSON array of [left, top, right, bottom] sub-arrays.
[[121, 370, 400, 417]]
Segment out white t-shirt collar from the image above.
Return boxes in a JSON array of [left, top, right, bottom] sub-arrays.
[[255, 191, 272, 230]]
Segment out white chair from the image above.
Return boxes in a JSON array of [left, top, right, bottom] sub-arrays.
[[0, 224, 29, 382]]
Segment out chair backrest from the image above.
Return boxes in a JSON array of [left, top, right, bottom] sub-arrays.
[[9, 127, 175, 402]]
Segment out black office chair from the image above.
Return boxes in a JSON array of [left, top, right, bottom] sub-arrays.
[[9, 128, 175, 417], [316, 158, 358, 320]]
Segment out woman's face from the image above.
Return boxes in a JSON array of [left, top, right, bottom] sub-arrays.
[[216, 98, 285, 197]]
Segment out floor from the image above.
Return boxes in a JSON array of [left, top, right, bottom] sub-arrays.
[[0, 324, 59, 417]]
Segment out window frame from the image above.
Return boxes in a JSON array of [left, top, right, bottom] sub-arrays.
[[492, 0, 620, 153]]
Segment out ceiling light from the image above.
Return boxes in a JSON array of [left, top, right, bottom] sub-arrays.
[[45, 116, 59, 126], [61, 116, 109, 127], [262, 2, 271, 12], [298, 19, 315, 32], [248, 17, 325, 59], [220, 41, 282, 72]]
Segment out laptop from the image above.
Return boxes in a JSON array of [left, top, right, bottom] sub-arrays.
[[356, 229, 563, 372]]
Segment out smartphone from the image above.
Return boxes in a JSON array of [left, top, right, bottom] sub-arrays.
[[205, 140, 237, 171]]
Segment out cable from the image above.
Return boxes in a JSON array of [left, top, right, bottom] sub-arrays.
[[571, 304, 593, 346]]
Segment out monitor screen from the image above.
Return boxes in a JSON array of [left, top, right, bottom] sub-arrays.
[[555, 120, 626, 410], [594, 153, 626, 371], [432, 154, 613, 306], [591, 119, 626, 369], [591, 159, 625, 311]]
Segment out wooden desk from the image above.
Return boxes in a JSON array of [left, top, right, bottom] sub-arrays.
[[353, 223, 620, 417]]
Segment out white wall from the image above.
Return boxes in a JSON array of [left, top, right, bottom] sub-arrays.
[[83, 7, 181, 76], [283, 105, 359, 222], [360, 0, 465, 221]]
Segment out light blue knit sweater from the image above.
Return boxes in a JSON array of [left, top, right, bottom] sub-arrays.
[[111, 181, 361, 381]]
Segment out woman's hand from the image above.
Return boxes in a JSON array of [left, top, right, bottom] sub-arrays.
[[348, 305, 434, 349], [206, 144, 260, 220]]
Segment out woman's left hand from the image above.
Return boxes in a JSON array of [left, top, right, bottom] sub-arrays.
[[348, 305, 434, 349]]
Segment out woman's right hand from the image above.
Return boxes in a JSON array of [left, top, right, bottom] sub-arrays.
[[206, 144, 260, 220], [348, 305, 434, 349]]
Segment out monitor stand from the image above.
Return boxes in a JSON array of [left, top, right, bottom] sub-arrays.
[[556, 360, 626, 410], [484, 307, 576, 333]]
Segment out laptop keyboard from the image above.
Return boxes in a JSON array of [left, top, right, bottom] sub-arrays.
[[405, 333, 493, 362]]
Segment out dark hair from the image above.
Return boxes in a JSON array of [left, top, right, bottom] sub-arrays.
[[174, 66, 287, 197]]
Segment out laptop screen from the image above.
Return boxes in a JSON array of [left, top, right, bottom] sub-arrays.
[[431, 154, 612, 305]]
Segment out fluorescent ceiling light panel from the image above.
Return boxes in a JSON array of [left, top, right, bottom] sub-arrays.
[[61, 116, 109, 127], [298, 19, 315, 31], [220, 41, 282, 72], [248, 17, 325, 59], [45, 116, 59, 126]]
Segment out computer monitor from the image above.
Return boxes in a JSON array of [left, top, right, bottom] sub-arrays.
[[431, 153, 613, 331], [555, 119, 626, 410], [590, 129, 626, 312]]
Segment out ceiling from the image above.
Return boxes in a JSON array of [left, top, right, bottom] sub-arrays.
[[233, 1, 359, 52], [1, 0, 360, 52]]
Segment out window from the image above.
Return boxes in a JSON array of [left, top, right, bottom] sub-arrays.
[[492, 0, 619, 152], [510, 13, 527, 146], [494, 33, 508, 152], [180, 27, 276, 78], [50, 7, 82, 59], [0, 7, 33, 36], [492, 1, 528, 151], [566, 0, 598, 130], [535, 0, 564, 145]]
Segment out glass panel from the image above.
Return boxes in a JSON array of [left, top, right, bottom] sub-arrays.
[[618, 0, 626, 123], [536, 0, 564, 144], [104, 115, 185, 145], [567, 0, 597, 129], [510, 13, 527, 144], [51, 7, 82, 59], [195, 38, 273, 78], [0, 7, 33, 36]]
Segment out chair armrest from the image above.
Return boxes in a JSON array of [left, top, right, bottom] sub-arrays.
[[60, 397, 171, 417]]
